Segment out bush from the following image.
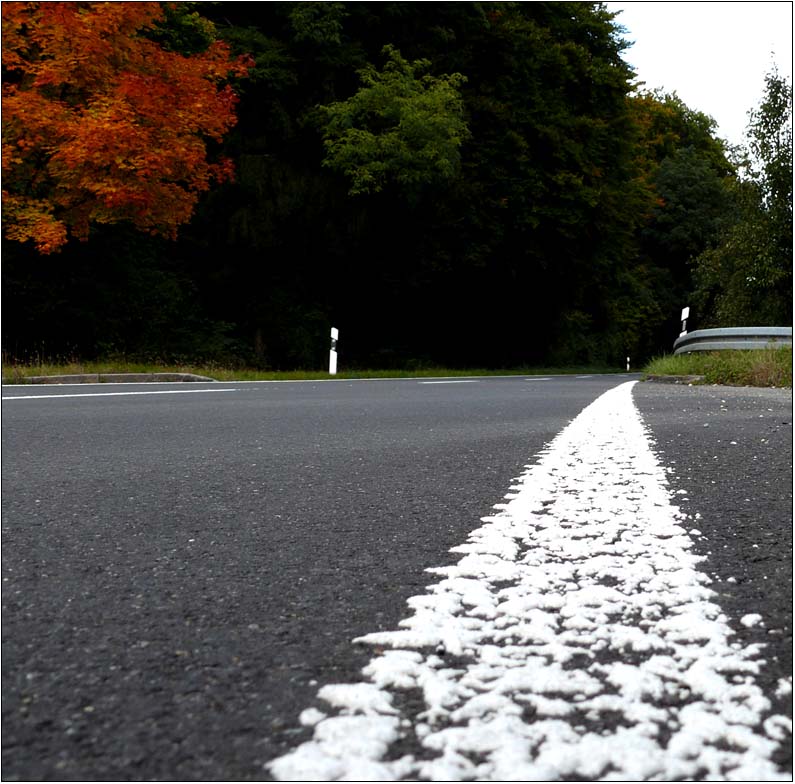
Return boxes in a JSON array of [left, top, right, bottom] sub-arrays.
[[644, 347, 792, 387]]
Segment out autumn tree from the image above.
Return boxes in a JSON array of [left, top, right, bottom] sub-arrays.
[[2, 2, 250, 253]]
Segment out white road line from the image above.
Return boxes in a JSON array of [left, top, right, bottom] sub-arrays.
[[268, 381, 789, 782], [418, 380, 481, 385], [1, 389, 238, 401], [524, 377, 552, 381]]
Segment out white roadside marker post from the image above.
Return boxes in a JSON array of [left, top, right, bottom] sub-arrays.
[[329, 327, 339, 375], [627, 356, 630, 372], [680, 306, 690, 337]]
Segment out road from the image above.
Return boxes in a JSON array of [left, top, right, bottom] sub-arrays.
[[1, 375, 791, 780], [634, 381, 792, 767]]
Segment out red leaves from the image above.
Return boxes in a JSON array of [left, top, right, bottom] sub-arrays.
[[2, 2, 250, 253]]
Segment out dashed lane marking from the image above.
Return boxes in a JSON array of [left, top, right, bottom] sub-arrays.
[[418, 380, 481, 385], [2, 389, 239, 401]]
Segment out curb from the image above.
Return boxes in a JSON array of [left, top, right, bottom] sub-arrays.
[[21, 373, 217, 384], [643, 374, 705, 385]]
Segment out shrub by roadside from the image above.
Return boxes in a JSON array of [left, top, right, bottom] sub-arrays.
[[643, 348, 792, 388]]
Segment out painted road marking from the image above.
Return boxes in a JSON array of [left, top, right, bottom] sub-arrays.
[[268, 381, 789, 781], [524, 377, 552, 381], [2, 389, 238, 401], [418, 380, 481, 385]]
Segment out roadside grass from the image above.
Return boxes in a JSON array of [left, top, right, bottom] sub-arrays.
[[1, 359, 622, 384], [643, 348, 792, 388]]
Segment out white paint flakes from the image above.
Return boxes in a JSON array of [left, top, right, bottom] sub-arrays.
[[775, 678, 793, 698], [268, 381, 789, 781], [741, 614, 764, 628], [299, 708, 327, 727], [764, 715, 793, 742]]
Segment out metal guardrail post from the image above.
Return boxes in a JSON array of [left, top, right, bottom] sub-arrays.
[[673, 327, 793, 355]]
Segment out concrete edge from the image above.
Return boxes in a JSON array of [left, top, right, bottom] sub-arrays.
[[22, 373, 217, 384], [642, 374, 706, 385]]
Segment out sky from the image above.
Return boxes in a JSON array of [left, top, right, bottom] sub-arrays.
[[606, 2, 793, 147]]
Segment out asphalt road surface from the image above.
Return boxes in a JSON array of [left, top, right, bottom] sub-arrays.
[[634, 381, 792, 756], [1, 375, 791, 780]]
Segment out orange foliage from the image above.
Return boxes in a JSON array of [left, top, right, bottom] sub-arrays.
[[2, 2, 250, 253]]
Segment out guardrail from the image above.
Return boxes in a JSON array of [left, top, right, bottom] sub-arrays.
[[673, 327, 792, 355]]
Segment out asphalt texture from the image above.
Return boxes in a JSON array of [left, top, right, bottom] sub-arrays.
[[1, 376, 791, 780], [2, 375, 630, 781], [633, 381, 793, 771]]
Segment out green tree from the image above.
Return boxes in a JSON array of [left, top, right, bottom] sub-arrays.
[[317, 45, 469, 196], [692, 68, 792, 326], [615, 89, 737, 354], [195, 2, 666, 367], [390, 2, 644, 366]]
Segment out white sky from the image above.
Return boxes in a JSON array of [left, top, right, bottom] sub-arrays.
[[606, 2, 793, 147]]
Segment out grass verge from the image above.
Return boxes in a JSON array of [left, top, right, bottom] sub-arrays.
[[643, 348, 792, 388], [1, 360, 623, 384]]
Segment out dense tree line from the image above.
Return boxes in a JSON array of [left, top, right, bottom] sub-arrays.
[[2, 2, 791, 369]]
